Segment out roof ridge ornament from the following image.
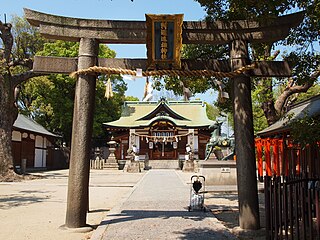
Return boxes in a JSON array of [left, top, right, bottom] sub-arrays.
[[159, 97, 167, 103]]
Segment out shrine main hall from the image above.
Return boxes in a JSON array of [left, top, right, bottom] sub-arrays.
[[104, 98, 214, 166]]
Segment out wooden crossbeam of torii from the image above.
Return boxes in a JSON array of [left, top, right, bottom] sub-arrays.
[[25, 8, 303, 45], [33, 56, 292, 77], [25, 7, 301, 77], [24, 8, 304, 231]]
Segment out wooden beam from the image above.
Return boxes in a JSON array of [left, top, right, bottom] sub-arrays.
[[33, 56, 78, 73], [39, 25, 146, 44], [25, 8, 304, 44], [33, 56, 291, 77], [39, 26, 292, 45], [253, 61, 291, 77], [24, 8, 146, 29], [182, 28, 293, 44]]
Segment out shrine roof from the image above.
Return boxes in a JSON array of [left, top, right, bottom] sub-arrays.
[[13, 114, 59, 137], [104, 99, 214, 129], [257, 94, 320, 137]]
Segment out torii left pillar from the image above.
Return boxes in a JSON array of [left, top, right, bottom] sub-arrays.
[[65, 38, 98, 228]]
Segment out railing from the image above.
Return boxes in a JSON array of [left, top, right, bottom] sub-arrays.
[[265, 176, 320, 239], [90, 158, 104, 169], [255, 138, 320, 239]]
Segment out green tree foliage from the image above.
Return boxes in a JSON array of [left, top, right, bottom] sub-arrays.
[[125, 96, 140, 101], [296, 84, 320, 101], [20, 74, 75, 143], [20, 40, 126, 145], [155, 44, 229, 100], [10, 14, 46, 60], [288, 115, 320, 147], [205, 102, 220, 120], [93, 74, 127, 139], [0, 15, 46, 178], [252, 90, 268, 133], [195, 0, 317, 22], [190, 0, 320, 132]]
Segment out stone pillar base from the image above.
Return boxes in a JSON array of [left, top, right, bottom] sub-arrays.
[[126, 161, 140, 173], [198, 160, 237, 185], [183, 160, 195, 172], [104, 153, 119, 170], [103, 162, 119, 170]]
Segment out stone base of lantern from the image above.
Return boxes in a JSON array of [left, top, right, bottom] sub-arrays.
[[103, 162, 119, 170], [103, 152, 119, 170], [126, 161, 140, 173], [182, 160, 195, 172]]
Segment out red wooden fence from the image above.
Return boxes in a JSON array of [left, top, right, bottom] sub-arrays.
[[255, 138, 320, 239]]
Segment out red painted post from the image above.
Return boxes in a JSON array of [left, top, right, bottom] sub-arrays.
[[272, 139, 279, 176], [255, 138, 263, 179], [286, 139, 294, 176], [296, 148, 301, 175], [265, 139, 271, 176], [278, 139, 284, 175]]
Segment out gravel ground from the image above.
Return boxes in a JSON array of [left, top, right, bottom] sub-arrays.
[[94, 170, 237, 240], [205, 191, 266, 239], [0, 169, 266, 240], [0, 169, 145, 240]]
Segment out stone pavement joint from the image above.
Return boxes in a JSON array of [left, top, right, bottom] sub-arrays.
[[91, 169, 238, 240]]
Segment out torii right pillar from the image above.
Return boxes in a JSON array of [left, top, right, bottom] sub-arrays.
[[230, 39, 260, 230]]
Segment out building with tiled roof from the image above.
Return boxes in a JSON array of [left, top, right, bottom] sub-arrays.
[[257, 94, 320, 137], [104, 98, 214, 161], [12, 114, 65, 170]]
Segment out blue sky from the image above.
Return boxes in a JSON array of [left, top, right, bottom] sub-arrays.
[[3, 0, 219, 102]]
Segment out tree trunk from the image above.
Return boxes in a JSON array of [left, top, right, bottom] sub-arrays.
[[261, 99, 278, 126], [274, 80, 315, 115], [0, 74, 17, 180], [0, 20, 44, 181]]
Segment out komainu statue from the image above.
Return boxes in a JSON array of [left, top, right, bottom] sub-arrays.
[[205, 122, 231, 160]]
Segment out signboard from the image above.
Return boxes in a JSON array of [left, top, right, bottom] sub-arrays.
[[146, 14, 183, 70]]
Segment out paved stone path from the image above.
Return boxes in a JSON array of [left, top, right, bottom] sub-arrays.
[[91, 169, 237, 240]]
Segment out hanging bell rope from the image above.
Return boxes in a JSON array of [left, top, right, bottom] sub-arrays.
[[69, 63, 257, 79]]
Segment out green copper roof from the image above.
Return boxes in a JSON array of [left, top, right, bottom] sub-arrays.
[[104, 99, 214, 129]]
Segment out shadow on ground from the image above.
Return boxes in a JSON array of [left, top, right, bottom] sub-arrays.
[[0, 190, 55, 209], [173, 227, 234, 240], [88, 208, 110, 213], [205, 192, 266, 239], [101, 209, 214, 226]]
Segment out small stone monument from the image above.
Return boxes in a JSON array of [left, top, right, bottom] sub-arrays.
[[183, 144, 195, 172], [104, 137, 119, 170], [124, 145, 140, 173]]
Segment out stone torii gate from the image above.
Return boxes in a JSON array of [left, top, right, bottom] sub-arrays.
[[24, 8, 303, 230]]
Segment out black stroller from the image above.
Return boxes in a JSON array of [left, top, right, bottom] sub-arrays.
[[188, 175, 206, 212]]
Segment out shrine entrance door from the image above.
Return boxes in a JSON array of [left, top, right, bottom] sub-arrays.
[[149, 121, 177, 160]]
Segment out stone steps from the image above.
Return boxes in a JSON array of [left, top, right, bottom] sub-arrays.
[[146, 160, 181, 170]]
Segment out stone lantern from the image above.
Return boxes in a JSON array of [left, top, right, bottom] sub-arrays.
[[104, 136, 119, 170]]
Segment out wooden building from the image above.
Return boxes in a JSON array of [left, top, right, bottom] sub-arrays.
[[12, 114, 62, 170], [104, 98, 214, 162], [255, 95, 320, 239]]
